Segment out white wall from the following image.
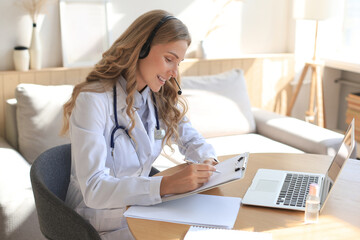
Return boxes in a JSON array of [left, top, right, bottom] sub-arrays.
[[0, 0, 292, 71], [0, 0, 62, 71]]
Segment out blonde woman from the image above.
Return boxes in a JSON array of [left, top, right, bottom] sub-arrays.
[[62, 9, 218, 239]]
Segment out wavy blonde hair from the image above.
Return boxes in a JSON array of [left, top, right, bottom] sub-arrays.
[[61, 9, 191, 149]]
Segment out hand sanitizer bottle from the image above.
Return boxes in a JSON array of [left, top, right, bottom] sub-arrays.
[[304, 183, 320, 224]]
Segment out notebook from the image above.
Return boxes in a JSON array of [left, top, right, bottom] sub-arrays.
[[242, 119, 355, 211], [124, 194, 241, 229], [184, 226, 272, 240]]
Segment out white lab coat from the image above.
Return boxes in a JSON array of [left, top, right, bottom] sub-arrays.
[[65, 76, 216, 240]]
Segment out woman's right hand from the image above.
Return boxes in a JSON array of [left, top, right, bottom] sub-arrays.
[[159, 163, 216, 196]]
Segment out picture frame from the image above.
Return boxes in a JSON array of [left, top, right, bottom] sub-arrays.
[[59, 0, 111, 67]]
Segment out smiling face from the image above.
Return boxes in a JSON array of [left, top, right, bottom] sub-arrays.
[[136, 40, 188, 92]]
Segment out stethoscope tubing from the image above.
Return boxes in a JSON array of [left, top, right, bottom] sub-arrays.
[[110, 85, 165, 176], [110, 86, 129, 150]]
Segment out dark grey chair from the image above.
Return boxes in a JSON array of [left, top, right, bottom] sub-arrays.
[[30, 144, 101, 240]]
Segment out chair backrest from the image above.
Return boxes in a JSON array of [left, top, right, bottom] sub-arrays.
[[30, 144, 101, 240]]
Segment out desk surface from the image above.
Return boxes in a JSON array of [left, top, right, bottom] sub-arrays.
[[127, 153, 360, 240]]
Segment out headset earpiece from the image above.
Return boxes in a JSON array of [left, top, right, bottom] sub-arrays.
[[139, 42, 151, 59], [139, 15, 176, 59]]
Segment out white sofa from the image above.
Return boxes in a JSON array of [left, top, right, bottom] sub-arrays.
[[0, 69, 346, 239]]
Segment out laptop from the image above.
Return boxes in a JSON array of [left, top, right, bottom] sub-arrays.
[[242, 119, 355, 212]]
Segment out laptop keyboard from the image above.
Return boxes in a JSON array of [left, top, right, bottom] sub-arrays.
[[276, 173, 319, 208]]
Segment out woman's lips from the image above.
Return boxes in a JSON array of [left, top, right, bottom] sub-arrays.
[[157, 75, 166, 85]]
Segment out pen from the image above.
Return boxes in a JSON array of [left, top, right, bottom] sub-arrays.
[[184, 159, 221, 173]]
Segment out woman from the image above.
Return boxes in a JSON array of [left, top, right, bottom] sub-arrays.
[[61, 9, 218, 239]]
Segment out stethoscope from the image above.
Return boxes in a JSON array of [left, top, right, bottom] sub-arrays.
[[110, 85, 166, 156]]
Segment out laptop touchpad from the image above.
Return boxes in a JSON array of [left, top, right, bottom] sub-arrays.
[[255, 180, 279, 192]]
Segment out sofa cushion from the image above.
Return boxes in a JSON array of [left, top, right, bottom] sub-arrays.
[[205, 134, 304, 157], [252, 108, 345, 156], [5, 98, 18, 150], [15, 84, 73, 163], [181, 69, 256, 138], [157, 133, 303, 168], [0, 137, 45, 239]]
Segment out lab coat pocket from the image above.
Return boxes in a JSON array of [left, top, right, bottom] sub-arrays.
[[99, 208, 127, 232], [113, 132, 139, 175], [84, 208, 127, 232], [81, 207, 99, 230]]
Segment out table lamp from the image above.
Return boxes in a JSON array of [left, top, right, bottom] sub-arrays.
[[287, 0, 336, 128]]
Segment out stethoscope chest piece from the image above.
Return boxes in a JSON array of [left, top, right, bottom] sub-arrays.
[[154, 128, 165, 140]]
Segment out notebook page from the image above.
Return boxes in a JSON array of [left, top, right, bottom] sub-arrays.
[[185, 226, 273, 240]]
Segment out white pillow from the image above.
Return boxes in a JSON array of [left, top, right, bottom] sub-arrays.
[[15, 84, 73, 163], [0, 138, 45, 239], [181, 69, 255, 138]]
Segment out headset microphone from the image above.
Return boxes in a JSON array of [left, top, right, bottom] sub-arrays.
[[172, 77, 182, 95]]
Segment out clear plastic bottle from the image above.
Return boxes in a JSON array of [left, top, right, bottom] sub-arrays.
[[304, 183, 320, 224]]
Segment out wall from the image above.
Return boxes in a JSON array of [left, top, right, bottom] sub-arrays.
[[0, 0, 291, 71], [0, 0, 62, 71]]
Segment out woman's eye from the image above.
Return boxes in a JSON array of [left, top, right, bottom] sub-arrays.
[[165, 57, 172, 62]]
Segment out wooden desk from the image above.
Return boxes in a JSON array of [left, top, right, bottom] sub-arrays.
[[127, 153, 360, 240]]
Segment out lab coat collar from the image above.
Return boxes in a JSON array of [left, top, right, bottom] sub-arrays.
[[118, 76, 150, 110], [115, 76, 155, 129]]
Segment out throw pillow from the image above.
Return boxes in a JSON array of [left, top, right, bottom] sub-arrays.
[[15, 84, 73, 163], [181, 69, 255, 138]]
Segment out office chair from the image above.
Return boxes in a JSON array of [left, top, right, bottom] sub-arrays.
[[30, 144, 101, 240]]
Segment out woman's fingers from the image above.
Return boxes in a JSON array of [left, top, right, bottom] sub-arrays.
[[190, 163, 216, 172], [203, 158, 218, 166], [160, 163, 217, 196], [187, 164, 215, 182]]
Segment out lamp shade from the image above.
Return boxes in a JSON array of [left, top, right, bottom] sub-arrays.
[[293, 0, 336, 20]]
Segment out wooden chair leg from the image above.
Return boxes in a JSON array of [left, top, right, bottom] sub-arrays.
[[315, 65, 326, 128], [287, 64, 310, 116], [305, 66, 317, 123]]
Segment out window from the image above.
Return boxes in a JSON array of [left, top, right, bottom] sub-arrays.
[[341, 0, 360, 61]]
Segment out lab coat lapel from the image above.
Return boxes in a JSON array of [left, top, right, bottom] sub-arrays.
[[146, 93, 157, 144], [113, 81, 152, 163]]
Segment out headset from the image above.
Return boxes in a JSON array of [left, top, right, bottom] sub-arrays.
[[139, 15, 176, 59]]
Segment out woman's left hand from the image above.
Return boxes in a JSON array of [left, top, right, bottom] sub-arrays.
[[203, 158, 218, 166]]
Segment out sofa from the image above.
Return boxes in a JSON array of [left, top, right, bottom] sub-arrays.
[[0, 69, 346, 239]]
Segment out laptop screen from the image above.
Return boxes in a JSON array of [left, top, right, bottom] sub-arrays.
[[321, 119, 355, 208]]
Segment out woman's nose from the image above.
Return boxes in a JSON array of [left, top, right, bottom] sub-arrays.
[[169, 67, 178, 79]]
